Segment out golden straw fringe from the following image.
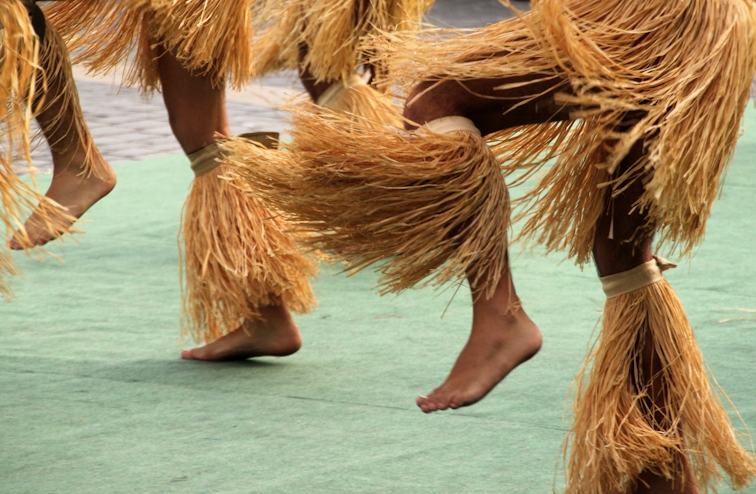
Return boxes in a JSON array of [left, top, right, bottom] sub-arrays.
[[317, 77, 403, 127], [180, 139, 318, 345], [252, 0, 431, 84], [566, 279, 756, 493], [361, 0, 756, 265], [45, 0, 257, 91], [227, 105, 509, 299], [0, 0, 72, 298]]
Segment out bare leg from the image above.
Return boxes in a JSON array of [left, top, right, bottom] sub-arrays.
[[593, 141, 698, 494], [155, 46, 231, 153], [155, 47, 302, 360], [9, 21, 115, 249]]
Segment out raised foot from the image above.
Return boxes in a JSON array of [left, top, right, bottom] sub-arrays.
[[181, 304, 302, 361], [417, 307, 542, 413], [9, 152, 116, 249]]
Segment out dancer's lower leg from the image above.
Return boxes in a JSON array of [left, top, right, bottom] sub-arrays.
[[155, 47, 302, 360], [417, 261, 542, 413], [592, 141, 698, 494], [9, 20, 115, 249]]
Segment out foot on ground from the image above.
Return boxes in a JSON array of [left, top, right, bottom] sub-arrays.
[[9, 151, 116, 249], [417, 307, 542, 413], [181, 304, 302, 361]]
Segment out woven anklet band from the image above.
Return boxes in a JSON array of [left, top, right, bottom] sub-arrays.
[[189, 132, 280, 177], [422, 116, 481, 136], [316, 75, 365, 108], [188, 141, 224, 177], [600, 256, 677, 298]]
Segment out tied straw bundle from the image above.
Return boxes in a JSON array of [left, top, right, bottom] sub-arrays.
[[226, 104, 510, 301]]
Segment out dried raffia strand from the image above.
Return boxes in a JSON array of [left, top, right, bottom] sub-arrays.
[[36, 17, 102, 179], [226, 103, 510, 300], [0, 1, 74, 299], [362, 0, 756, 266], [42, 0, 152, 88], [180, 150, 318, 345]]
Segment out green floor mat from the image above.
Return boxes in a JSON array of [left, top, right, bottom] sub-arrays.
[[3, 109, 756, 493]]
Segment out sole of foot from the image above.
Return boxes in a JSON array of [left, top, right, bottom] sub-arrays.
[[9, 155, 116, 250], [417, 307, 542, 413], [181, 304, 302, 361]]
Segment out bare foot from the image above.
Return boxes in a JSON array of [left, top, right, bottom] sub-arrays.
[[181, 304, 302, 361], [9, 150, 116, 249], [417, 306, 542, 413]]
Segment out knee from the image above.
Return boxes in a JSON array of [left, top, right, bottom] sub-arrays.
[[592, 218, 654, 277], [403, 80, 465, 131]]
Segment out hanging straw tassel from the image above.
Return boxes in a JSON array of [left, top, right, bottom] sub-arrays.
[[566, 260, 756, 493], [180, 134, 318, 345], [252, 0, 431, 85], [227, 112, 510, 300], [44, 0, 256, 91], [359, 0, 756, 267], [0, 1, 74, 297]]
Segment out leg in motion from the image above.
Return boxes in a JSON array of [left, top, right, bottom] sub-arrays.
[[406, 75, 568, 412], [10, 6, 115, 249]]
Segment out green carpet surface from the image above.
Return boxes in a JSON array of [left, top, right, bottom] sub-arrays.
[[3, 110, 756, 493]]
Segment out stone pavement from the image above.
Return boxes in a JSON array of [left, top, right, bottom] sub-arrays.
[[29, 73, 304, 173], [26, 0, 524, 173]]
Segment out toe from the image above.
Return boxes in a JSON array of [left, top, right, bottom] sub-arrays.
[[181, 349, 196, 360], [417, 396, 437, 413], [8, 237, 22, 250]]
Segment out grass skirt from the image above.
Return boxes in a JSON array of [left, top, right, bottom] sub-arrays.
[[567, 280, 756, 493], [226, 105, 510, 299], [43, 0, 256, 90], [252, 0, 431, 84], [364, 0, 756, 265], [180, 146, 318, 344]]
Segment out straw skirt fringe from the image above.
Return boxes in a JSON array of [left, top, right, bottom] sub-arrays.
[[180, 154, 318, 344], [566, 280, 756, 493], [226, 106, 510, 299], [252, 0, 431, 84], [43, 0, 256, 90], [364, 0, 756, 265]]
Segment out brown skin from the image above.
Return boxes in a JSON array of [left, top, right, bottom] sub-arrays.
[[404, 73, 697, 492], [9, 25, 116, 250]]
